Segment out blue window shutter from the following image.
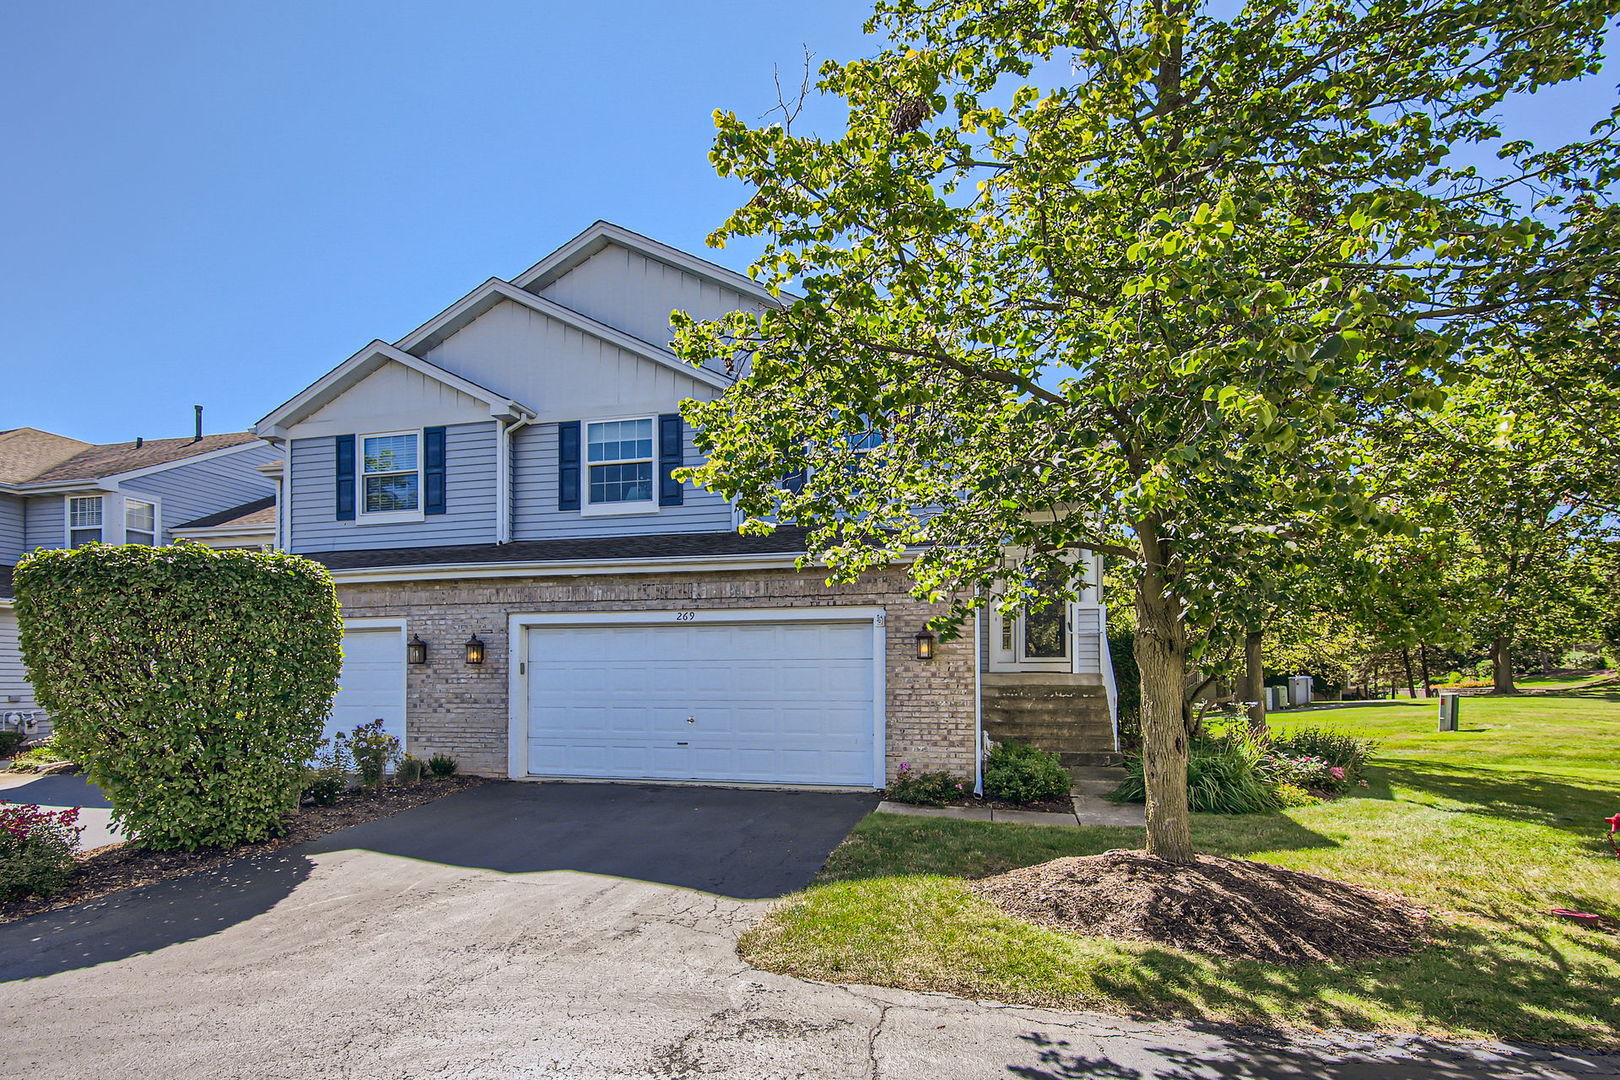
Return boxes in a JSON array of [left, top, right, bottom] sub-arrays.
[[782, 467, 806, 494], [335, 434, 356, 520], [557, 421, 581, 511], [658, 413, 684, 506], [423, 426, 447, 515]]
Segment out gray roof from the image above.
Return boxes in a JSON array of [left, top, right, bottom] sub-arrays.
[[0, 428, 94, 484], [174, 496, 277, 530], [302, 528, 811, 572]]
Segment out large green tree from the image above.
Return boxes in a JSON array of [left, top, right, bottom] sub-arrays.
[[673, 0, 1620, 861]]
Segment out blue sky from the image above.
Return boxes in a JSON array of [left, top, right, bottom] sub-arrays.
[[1, 2, 1613, 444]]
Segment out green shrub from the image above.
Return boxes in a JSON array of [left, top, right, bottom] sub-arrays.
[[982, 740, 1072, 804], [337, 720, 401, 791], [0, 732, 26, 758], [1275, 781, 1322, 808], [1271, 728, 1377, 774], [1107, 627, 1140, 750], [887, 764, 969, 806], [1111, 728, 1282, 813], [0, 802, 83, 900], [427, 754, 458, 778], [300, 769, 346, 806], [6, 742, 65, 773], [13, 544, 342, 850], [396, 754, 426, 784]]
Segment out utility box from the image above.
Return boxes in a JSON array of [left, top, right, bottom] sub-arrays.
[[1438, 693, 1461, 732], [1287, 675, 1314, 708], [1265, 686, 1287, 712]]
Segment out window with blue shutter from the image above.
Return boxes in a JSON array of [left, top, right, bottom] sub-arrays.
[[658, 413, 684, 506], [423, 426, 447, 515], [335, 434, 356, 520], [557, 421, 581, 511]]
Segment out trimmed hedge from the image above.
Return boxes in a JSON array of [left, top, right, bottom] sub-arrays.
[[14, 543, 343, 850]]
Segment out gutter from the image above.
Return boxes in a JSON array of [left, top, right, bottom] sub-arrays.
[[327, 551, 813, 584], [495, 416, 535, 545]]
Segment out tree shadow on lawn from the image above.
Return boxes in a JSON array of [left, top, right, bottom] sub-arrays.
[[1373, 762, 1614, 837], [0, 851, 310, 983], [1058, 910, 1620, 1059]]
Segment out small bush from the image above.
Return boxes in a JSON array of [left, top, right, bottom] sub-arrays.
[[396, 754, 426, 784], [427, 754, 458, 778], [1275, 782, 1321, 808], [13, 544, 342, 850], [1112, 728, 1281, 813], [888, 763, 969, 807], [1271, 728, 1377, 774], [338, 720, 400, 792], [0, 732, 26, 758], [300, 769, 346, 806], [0, 802, 83, 901], [982, 740, 1072, 804]]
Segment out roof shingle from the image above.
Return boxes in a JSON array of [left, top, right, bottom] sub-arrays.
[[302, 528, 811, 572]]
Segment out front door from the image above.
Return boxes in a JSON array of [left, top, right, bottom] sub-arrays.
[[991, 598, 1076, 672]]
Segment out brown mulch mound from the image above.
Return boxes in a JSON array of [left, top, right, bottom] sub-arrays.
[[947, 795, 1075, 814], [968, 849, 1427, 966], [0, 775, 488, 926]]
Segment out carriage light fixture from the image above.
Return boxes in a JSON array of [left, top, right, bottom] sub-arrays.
[[406, 635, 428, 665], [464, 634, 486, 665], [914, 627, 937, 661]]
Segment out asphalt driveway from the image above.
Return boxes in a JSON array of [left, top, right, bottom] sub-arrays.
[[0, 782, 1609, 1080]]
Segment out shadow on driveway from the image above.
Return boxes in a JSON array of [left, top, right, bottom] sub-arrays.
[[0, 781, 876, 983], [305, 781, 880, 900]]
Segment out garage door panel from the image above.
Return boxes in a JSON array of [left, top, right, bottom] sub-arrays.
[[326, 628, 406, 750], [525, 619, 876, 785]]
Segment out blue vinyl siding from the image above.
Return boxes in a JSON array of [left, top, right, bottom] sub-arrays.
[[121, 444, 280, 544], [511, 420, 733, 541], [0, 495, 24, 564], [22, 496, 63, 552], [289, 422, 498, 552]]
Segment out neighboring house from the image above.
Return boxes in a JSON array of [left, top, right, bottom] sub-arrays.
[[0, 426, 281, 733], [258, 220, 1119, 788]]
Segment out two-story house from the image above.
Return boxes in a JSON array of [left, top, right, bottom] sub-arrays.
[[0, 425, 282, 732], [257, 222, 1119, 789]]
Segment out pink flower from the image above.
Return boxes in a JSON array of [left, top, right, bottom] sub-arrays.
[[1607, 813, 1620, 834], [1330, 767, 1345, 779]]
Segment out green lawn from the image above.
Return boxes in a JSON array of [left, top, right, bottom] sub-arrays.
[[741, 690, 1620, 1047]]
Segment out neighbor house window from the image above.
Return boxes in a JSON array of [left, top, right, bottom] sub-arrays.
[[361, 431, 420, 515], [586, 418, 654, 507], [68, 496, 103, 546], [124, 499, 157, 546]]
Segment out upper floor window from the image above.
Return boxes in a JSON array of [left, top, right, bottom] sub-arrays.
[[68, 496, 103, 546], [125, 499, 157, 546], [362, 432, 420, 516], [586, 418, 654, 510]]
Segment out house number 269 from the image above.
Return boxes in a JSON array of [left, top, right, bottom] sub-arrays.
[[673, 611, 697, 621]]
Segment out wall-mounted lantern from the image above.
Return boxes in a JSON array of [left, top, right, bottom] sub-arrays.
[[406, 635, 428, 665], [464, 633, 486, 666], [914, 627, 937, 661]]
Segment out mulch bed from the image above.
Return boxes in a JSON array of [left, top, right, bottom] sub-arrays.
[[0, 775, 488, 926], [968, 849, 1427, 966], [947, 795, 1075, 814]]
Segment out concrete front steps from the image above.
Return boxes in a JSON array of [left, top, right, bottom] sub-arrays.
[[982, 674, 1120, 769]]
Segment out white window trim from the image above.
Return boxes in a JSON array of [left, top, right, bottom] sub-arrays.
[[65, 494, 106, 547], [358, 429, 425, 525], [122, 496, 160, 546], [580, 415, 660, 517]]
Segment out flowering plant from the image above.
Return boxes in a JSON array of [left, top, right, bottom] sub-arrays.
[[1606, 812, 1620, 858], [0, 801, 83, 901]]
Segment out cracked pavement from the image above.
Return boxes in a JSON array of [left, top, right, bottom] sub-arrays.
[[0, 783, 1612, 1080]]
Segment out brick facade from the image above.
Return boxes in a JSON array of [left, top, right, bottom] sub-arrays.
[[335, 565, 977, 785]]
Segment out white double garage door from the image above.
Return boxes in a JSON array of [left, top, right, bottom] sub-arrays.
[[333, 610, 885, 788]]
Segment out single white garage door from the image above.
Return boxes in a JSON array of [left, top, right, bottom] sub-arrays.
[[525, 619, 877, 786], [325, 627, 406, 749]]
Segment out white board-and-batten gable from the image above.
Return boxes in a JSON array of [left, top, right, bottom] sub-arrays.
[[416, 295, 723, 423]]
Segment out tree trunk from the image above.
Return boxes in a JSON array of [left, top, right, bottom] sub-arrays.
[[1242, 626, 1267, 734], [1419, 643, 1433, 698], [1133, 533, 1194, 864], [1491, 633, 1517, 694], [1401, 647, 1417, 700]]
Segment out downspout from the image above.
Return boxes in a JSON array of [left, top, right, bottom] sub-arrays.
[[496, 415, 534, 545], [973, 603, 984, 795], [1095, 554, 1120, 751]]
